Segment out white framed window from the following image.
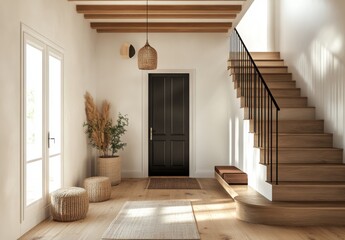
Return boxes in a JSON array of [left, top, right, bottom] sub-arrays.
[[20, 24, 64, 233]]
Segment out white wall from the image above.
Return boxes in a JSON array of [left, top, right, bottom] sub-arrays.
[[227, 0, 276, 199], [228, 78, 272, 199], [275, 0, 345, 161], [0, 0, 96, 238], [237, 0, 275, 51], [95, 33, 231, 178]]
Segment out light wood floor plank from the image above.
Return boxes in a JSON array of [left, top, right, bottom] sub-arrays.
[[19, 178, 345, 240]]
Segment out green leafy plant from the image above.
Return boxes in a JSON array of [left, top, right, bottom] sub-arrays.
[[83, 92, 129, 157], [109, 113, 129, 156]]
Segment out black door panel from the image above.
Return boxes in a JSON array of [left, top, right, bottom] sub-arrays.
[[149, 74, 189, 176]]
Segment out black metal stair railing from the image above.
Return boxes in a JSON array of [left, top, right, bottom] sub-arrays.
[[229, 28, 280, 184]]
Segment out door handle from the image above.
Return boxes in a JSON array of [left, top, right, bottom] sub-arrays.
[[48, 132, 55, 148], [150, 127, 153, 141]]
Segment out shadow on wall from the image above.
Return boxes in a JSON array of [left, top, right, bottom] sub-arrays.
[[229, 116, 269, 195], [293, 38, 345, 156]]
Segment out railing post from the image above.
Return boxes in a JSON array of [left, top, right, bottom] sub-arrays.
[[276, 108, 279, 185], [270, 99, 273, 182]]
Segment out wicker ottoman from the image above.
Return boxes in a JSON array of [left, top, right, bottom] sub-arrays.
[[50, 187, 89, 222], [84, 176, 111, 202]]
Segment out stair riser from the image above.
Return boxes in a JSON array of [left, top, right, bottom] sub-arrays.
[[228, 60, 285, 68], [241, 97, 308, 108], [236, 199, 345, 226], [237, 88, 301, 98], [229, 67, 288, 74], [263, 74, 292, 81], [244, 108, 315, 120], [260, 149, 343, 164], [259, 67, 288, 73], [233, 74, 292, 81], [255, 60, 285, 66], [267, 166, 345, 181], [251, 52, 281, 59], [250, 120, 324, 133], [267, 81, 295, 89], [234, 80, 295, 89], [254, 134, 333, 148], [272, 89, 300, 97], [272, 186, 345, 201]]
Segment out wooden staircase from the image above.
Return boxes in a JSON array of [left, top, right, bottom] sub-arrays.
[[225, 51, 345, 225]]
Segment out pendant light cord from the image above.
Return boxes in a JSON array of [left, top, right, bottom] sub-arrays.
[[146, 0, 148, 43]]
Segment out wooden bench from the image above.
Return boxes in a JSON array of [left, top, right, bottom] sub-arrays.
[[215, 166, 248, 185]]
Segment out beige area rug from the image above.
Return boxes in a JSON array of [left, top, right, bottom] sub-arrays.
[[147, 178, 201, 189], [102, 200, 200, 240]]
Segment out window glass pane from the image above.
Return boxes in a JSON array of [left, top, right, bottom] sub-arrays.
[[48, 55, 61, 156], [26, 160, 43, 205], [49, 155, 61, 193], [25, 43, 43, 161]]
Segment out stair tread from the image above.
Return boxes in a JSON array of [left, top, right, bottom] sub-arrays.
[[229, 59, 284, 62], [264, 80, 294, 82], [217, 173, 345, 207], [260, 147, 342, 150], [251, 52, 280, 54], [274, 163, 345, 167], [272, 181, 345, 186], [252, 120, 323, 125], [236, 195, 345, 208], [245, 106, 314, 109], [275, 96, 307, 98], [253, 120, 322, 122], [236, 73, 291, 75], [260, 65, 286, 68], [229, 65, 288, 68], [235, 79, 293, 82], [255, 133, 332, 136], [254, 59, 284, 61], [271, 88, 300, 90], [233, 186, 345, 208], [245, 96, 307, 98], [276, 119, 321, 121]]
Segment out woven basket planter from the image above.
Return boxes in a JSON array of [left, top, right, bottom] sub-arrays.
[[84, 176, 111, 202], [96, 156, 121, 186], [50, 187, 89, 222]]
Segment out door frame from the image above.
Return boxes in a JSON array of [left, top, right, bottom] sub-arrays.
[[141, 69, 196, 177], [20, 23, 64, 235], [148, 73, 190, 176]]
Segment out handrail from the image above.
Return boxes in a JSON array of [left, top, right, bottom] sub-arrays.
[[234, 29, 280, 111], [229, 28, 280, 185]]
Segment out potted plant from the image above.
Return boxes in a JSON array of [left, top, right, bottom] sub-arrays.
[[83, 92, 129, 185]]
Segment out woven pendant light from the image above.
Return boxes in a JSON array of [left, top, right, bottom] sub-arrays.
[[138, 0, 157, 70]]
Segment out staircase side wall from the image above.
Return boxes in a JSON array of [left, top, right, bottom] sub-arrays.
[[228, 75, 272, 200]]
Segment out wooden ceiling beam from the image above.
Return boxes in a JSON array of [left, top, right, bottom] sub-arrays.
[[90, 22, 232, 29], [70, 0, 244, 2], [76, 5, 242, 14], [84, 13, 237, 19], [92, 22, 232, 33], [97, 28, 229, 33]]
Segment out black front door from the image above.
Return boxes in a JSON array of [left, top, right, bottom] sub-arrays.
[[149, 73, 189, 176]]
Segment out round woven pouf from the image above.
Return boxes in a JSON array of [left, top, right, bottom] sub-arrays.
[[84, 176, 111, 202], [50, 187, 89, 222]]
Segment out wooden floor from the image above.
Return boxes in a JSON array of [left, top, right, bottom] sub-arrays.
[[20, 178, 345, 240]]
